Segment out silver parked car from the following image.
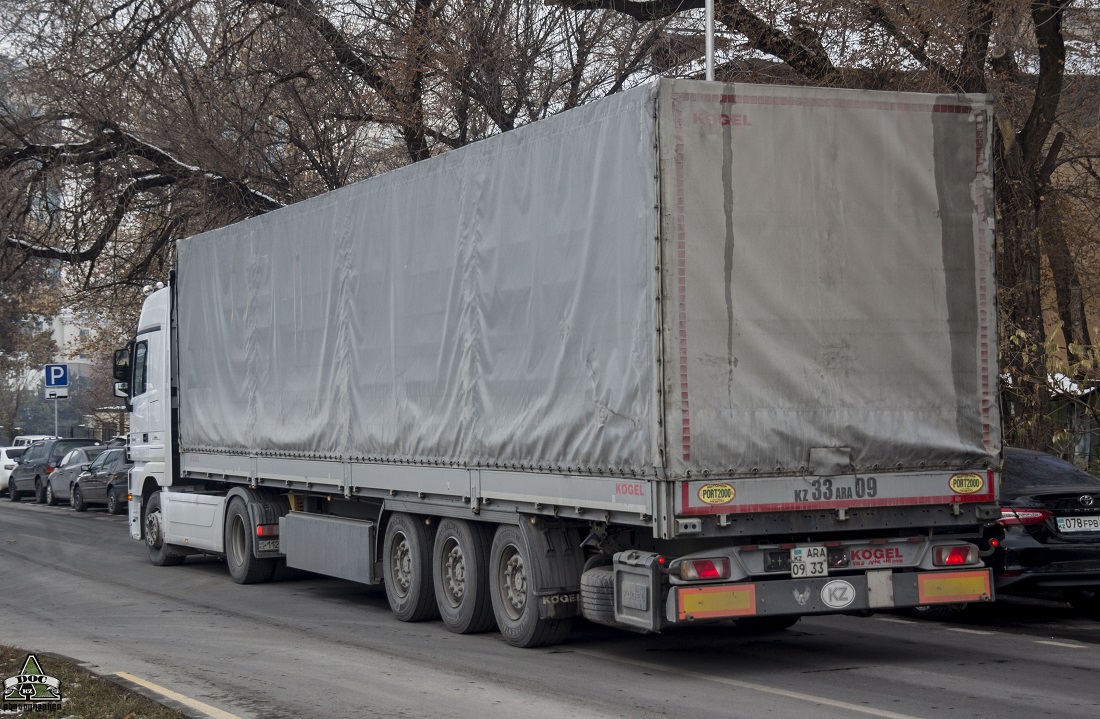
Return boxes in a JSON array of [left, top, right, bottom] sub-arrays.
[[45, 446, 108, 506]]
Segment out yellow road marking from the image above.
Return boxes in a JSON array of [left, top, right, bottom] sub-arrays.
[[115, 672, 244, 719]]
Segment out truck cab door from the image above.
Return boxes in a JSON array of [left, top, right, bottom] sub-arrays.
[[129, 332, 167, 462]]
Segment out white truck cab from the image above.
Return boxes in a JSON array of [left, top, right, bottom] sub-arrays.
[[114, 285, 174, 539]]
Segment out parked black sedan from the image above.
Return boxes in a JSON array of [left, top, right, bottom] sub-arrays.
[[988, 447, 1100, 612], [71, 447, 132, 514]]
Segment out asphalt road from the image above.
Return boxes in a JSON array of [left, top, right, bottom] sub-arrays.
[[2, 499, 1098, 719]]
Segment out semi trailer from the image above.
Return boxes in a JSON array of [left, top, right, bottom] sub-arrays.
[[115, 78, 1001, 647]]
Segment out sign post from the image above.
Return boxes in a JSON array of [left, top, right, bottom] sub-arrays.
[[44, 364, 69, 437]]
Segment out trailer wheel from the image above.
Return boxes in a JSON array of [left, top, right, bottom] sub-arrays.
[[383, 513, 439, 622], [225, 497, 275, 584], [432, 519, 496, 634], [489, 524, 572, 648], [145, 492, 185, 567]]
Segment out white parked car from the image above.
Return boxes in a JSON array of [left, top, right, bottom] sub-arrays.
[[12, 435, 58, 447], [0, 446, 28, 496]]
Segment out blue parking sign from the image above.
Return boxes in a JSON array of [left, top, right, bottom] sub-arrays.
[[44, 364, 69, 388]]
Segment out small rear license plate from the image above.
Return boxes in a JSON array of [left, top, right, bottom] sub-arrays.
[[257, 539, 280, 552], [1057, 516, 1100, 533], [791, 546, 828, 577]]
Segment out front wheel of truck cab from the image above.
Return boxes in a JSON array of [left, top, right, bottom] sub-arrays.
[[225, 497, 275, 584], [145, 491, 185, 567]]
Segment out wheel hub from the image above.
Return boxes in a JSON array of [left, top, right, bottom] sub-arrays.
[[392, 536, 412, 596], [442, 540, 466, 605], [145, 511, 162, 548], [502, 550, 527, 618]]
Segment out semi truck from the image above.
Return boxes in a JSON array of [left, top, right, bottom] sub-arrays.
[[114, 78, 1001, 647]]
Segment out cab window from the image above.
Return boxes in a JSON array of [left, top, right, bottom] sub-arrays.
[[133, 341, 149, 396]]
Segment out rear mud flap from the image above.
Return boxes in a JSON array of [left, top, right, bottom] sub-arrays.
[[517, 517, 585, 619]]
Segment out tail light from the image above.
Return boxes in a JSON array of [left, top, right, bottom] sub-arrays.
[[46, 464, 55, 473], [932, 545, 977, 566], [679, 557, 731, 581], [256, 524, 280, 537], [997, 508, 1051, 526]]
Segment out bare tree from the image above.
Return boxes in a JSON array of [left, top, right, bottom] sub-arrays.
[[1, 1, 661, 293], [0, 253, 58, 443]]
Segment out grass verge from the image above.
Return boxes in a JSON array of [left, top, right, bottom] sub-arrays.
[[1, 645, 190, 718]]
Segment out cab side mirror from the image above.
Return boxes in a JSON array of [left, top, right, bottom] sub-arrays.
[[112, 347, 130, 381]]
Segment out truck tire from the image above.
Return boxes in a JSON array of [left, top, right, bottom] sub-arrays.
[[580, 566, 615, 625], [489, 524, 573, 648], [145, 492, 185, 567], [225, 497, 276, 584], [270, 558, 306, 582], [432, 519, 496, 634], [383, 513, 439, 622]]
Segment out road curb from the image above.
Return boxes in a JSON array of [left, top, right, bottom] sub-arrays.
[[38, 650, 224, 719]]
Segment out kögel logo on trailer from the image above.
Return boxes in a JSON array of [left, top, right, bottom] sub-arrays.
[[697, 483, 736, 505], [948, 473, 984, 494]]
